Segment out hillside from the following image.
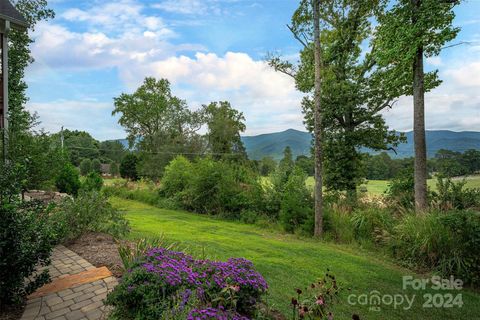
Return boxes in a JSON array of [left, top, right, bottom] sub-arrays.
[[112, 129, 480, 160], [242, 129, 480, 160]]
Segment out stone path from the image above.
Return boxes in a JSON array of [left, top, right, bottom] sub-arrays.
[[21, 246, 118, 320]]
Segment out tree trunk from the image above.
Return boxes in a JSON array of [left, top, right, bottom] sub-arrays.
[[313, 0, 323, 237], [412, 0, 427, 213]]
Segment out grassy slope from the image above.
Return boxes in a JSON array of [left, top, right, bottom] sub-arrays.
[[111, 197, 480, 320]]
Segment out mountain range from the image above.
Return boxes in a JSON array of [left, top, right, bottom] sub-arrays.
[[240, 129, 480, 160], [114, 129, 480, 160]]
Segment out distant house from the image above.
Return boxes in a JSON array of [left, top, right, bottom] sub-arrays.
[[100, 163, 111, 176]]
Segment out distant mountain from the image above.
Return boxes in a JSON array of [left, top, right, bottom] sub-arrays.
[[241, 129, 480, 160], [241, 129, 312, 160], [111, 129, 480, 160]]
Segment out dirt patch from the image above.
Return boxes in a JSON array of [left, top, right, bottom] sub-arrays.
[[0, 302, 25, 320], [65, 232, 124, 277]]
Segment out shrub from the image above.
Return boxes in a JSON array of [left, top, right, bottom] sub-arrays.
[[120, 154, 139, 181], [159, 155, 193, 198], [82, 172, 104, 192], [322, 208, 355, 243], [91, 159, 102, 174], [433, 177, 480, 210], [0, 201, 55, 306], [106, 248, 268, 319], [385, 170, 414, 210], [52, 191, 129, 241], [392, 211, 480, 286], [351, 208, 394, 244], [79, 158, 92, 176], [180, 158, 263, 217], [279, 166, 313, 233], [55, 163, 81, 196]]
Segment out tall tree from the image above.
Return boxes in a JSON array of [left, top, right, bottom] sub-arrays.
[[312, 0, 323, 237], [113, 78, 204, 179], [374, 0, 460, 212], [270, 0, 401, 207], [202, 101, 247, 161]]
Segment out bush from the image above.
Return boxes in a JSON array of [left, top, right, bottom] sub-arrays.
[[79, 158, 92, 176], [180, 158, 263, 217], [279, 166, 313, 233], [120, 154, 139, 181], [0, 201, 55, 306], [82, 172, 103, 192], [392, 211, 480, 286], [55, 163, 81, 196], [433, 177, 480, 210], [52, 191, 129, 241], [322, 208, 355, 243], [106, 248, 268, 319], [159, 155, 193, 198], [351, 208, 394, 244], [92, 159, 102, 174], [385, 170, 415, 210]]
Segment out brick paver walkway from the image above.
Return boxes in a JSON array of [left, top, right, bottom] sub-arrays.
[[21, 246, 118, 320]]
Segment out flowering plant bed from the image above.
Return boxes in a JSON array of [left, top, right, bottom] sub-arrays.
[[106, 247, 268, 319]]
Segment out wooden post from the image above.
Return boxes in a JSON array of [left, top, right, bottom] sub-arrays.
[[1, 20, 9, 162]]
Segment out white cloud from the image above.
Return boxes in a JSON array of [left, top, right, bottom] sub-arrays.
[[445, 61, 480, 87], [152, 0, 210, 15], [27, 100, 125, 140]]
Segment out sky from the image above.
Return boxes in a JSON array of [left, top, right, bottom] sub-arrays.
[[24, 0, 480, 141]]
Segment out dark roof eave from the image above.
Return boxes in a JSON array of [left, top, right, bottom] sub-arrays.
[[0, 13, 28, 29]]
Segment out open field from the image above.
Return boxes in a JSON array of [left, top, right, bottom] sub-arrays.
[[306, 175, 480, 196], [111, 197, 480, 320]]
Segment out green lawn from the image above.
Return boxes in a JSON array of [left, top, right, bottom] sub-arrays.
[[306, 175, 480, 196], [111, 197, 480, 320]]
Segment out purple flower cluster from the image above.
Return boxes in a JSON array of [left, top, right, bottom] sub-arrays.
[[187, 307, 249, 320], [141, 248, 268, 292]]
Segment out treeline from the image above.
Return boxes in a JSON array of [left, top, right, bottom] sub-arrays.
[[365, 149, 480, 180]]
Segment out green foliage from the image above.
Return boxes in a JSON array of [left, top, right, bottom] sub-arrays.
[[202, 101, 247, 161], [82, 172, 104, 192], [392, 211, 480, 286], [433, 177, 480, 210], [279, 166, 312, 233], [159, 155, 193, 198], [113, 77, 204, 180], [180, 158, 262, 217], [432, 149, 480, 178], [117, 236, 181, 272], [295, 155, 314, 176], [374, 0, 460, 97], [80, 158, 92, 176], [322, 209, 355, 244], [0, 201, 55, 306], [120, 154, 139, 181], [258, 156, 277, 176], [55, 163, 81, 196], [385, 169, 415, 210], [50, 130, 100, 166], [100, 140, 126, 164], [351, 208, 394, 244], [91, 159, 101, 174], [52, 191, 129, 241], [109, 162, 120, 177], [271, 0, 403, 198]]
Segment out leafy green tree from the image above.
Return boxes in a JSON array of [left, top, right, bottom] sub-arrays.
[[279, 166, 313, 233], [159, 156, 193, 198], [55, 163, 81, 196], [79, 159, 92, 176], [100, 140, 126, 164], [270, 0, 402, 205], [461, 149, 480, 174], [82, 172, 103, 192], [113, 78, 204, 179], [120, 154, 139, 181], [202, 101, 247, 161], [259, 156, 277, 176], [435, 149, 467, 177], [374, 0, 461, 212], [295, 155, 314, 176], [91, 159, 101, 174], [50, 130, 100, 166], [109, 163, 119, 177]]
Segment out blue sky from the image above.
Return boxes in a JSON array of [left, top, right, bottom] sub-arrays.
[[25, 0, 480, 141]]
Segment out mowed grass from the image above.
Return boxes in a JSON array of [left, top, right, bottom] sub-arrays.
[[306, 175, 480, 196], [111, 197, 480, 320]]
